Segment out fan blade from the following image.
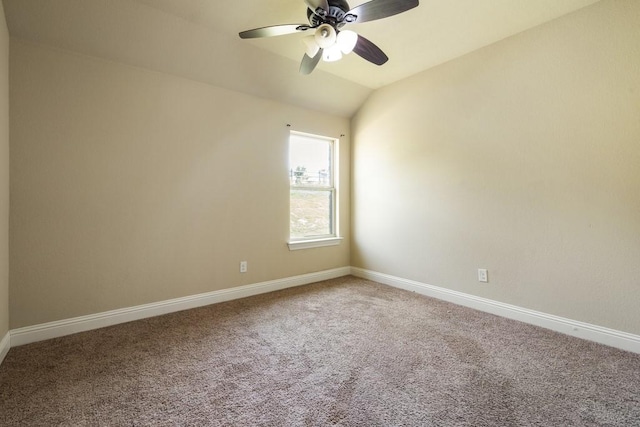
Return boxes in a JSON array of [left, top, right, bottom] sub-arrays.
[[305, 0, 330, 16], [352, 34, 388, 66], [347, 0, 419, 24], [239, 24, 310, 39], [300, 49, 323, 75]]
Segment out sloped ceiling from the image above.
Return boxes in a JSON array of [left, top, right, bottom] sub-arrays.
[[3, 0, 600, 117]]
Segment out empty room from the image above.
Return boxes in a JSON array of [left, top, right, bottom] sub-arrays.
[[0, 0, 639, 425]]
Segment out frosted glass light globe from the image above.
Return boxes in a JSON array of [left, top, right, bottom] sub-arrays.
[[323, 45, 343, 62], [301, 35, 320, 57], [314, 24, 337, 49], [337, 30, 358, 54]]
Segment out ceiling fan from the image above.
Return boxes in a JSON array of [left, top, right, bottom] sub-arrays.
[[239, 0, 419, 75]]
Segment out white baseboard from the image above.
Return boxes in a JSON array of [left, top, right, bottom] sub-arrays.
[[10, 267, 351, 348], [6, 266, 639, 357], [352, 267, 640, 355], [0, 331, 10, 364]]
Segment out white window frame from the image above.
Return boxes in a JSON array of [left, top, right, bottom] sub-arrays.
[[287, 131, 342, 251]]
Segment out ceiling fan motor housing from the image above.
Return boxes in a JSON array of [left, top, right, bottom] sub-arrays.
[[307, 0, 351, 28]]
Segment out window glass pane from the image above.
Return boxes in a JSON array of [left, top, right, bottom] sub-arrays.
[[290, 137, 331, 188], [290, 189, 333, 239]]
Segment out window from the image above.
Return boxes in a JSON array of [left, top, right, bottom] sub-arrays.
[[288, 131, 341, 250]]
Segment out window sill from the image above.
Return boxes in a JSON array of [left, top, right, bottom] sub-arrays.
[[287, 237, 343, 251]]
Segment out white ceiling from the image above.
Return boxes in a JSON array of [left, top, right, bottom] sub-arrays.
[[132, 0, 601, 88], [3, 0, 601, 116]]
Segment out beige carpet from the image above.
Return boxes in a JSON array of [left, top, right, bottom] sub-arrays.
[[1, 276, 639, 426]]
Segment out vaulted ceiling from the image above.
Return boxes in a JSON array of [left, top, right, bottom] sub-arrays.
[[3, 0, 600, 117]]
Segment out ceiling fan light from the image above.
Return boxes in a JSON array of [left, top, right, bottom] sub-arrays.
[[314, 24, 337, 49], [301, 35, 320, 58], [337, 30, 358, 54], [323, 44, 343, 62]]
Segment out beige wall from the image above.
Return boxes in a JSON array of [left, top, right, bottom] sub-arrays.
[[10, 40, 350, 329], [0, 2, 9, 339], [351, 0, 640, 334]]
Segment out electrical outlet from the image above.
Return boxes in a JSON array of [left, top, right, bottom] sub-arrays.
[[478, 269, 488, 283], [240, 261, 248, 273]]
